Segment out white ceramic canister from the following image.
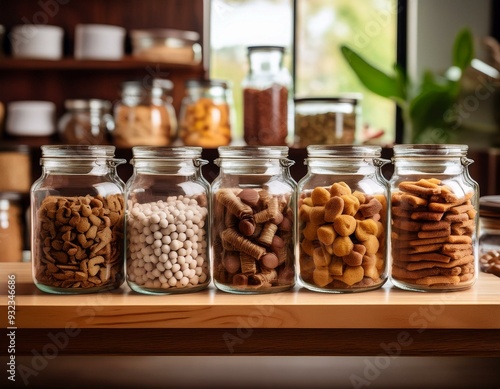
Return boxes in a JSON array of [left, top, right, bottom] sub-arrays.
[[11, 24, 64, 60], [6, 101, 56, 137], [75, 24, 126, 60]]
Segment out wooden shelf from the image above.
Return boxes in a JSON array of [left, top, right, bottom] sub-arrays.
[[1, 262, 499, 356], [0, 56, 203, 71]]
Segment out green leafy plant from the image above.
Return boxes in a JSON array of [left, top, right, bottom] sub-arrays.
[[341, 28, 474, 143]]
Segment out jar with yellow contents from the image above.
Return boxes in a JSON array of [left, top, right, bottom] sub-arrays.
[[179, 79, 233, 148]]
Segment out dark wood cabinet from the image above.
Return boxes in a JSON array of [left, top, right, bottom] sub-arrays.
[[0, 0, 207, 121]]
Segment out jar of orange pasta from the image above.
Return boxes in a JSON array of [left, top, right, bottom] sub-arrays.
[[179, 79, 233, 148]]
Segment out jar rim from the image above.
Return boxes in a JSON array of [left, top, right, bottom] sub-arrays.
[[64, 99, 112, 111], [393, 144, 468, 157], [185, 79, 229, 89], [41, 145, 116, 158], [217, 146, 288, 159], [121, 78, 173, 96], [306, 145, 381, 158], [480, 195, 500, 218], [247, 45, 285, 53], [294, 96, 361, 105], [131, 146, 202, 159]]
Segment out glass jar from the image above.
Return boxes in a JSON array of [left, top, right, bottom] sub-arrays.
[[113, 78, 177, 147], [179, 79, 233, 148], [0, 192, 24, 262], [242, 46, 293, 146], [478, 195, 500, 277], [125, 147, 210, 294], [58, 99, 114, 145], [211, 146, 296, 294], [389, 144, 479, 292], [294, 97, 360, 147], [31, 145, 126, 294], [297, 145, 389, 293]]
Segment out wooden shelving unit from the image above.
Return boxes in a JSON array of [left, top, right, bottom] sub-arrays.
[[1, 262, 499, 356]]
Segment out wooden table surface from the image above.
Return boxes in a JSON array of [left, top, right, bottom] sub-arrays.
[[1, 262, 499, 356]]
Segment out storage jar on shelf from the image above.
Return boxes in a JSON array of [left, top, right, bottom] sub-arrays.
[[125, 147, 211, 294], [389, 144, 479, 292], [58, 99, 114, 145], [113, 78, 177, 147], [478, 195, 500, 277], [294, 96, 360, 147], [31, 145, 126, 294], [242, 46, 293, 146], [211, 146, 296, 294], [297, 145, 389, 293], [179, 79, 233, 148]]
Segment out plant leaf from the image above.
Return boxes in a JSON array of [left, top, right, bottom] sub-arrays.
[[453, 28, 474, 70], [340, 45, 404, 100], [409, 88, 455, 142]]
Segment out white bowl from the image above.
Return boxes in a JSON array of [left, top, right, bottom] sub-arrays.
[[6, 101, 56, 136], [75, 24, 126, 60], [11, 24, 64, 60]]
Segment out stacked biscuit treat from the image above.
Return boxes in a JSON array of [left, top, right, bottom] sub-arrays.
[[391, 178, 476, 289]]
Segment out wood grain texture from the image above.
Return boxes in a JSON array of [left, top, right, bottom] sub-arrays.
[[1, 263, 499, 356]]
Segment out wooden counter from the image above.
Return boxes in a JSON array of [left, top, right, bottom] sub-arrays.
[[1, 263, 499, 356]]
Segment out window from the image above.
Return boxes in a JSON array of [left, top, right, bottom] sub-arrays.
[[210, 0, 398, 144]]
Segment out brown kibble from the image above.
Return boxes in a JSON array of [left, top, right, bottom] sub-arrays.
[[313, 267, 333, 287], [310, 206, 326, 225], [355, 219, 379, 241], [352, 191, 366, 205], [362, 235, 380, 255], [342, 245, 364, 267], [333, 214, 357, 237], [313, 247, 331, 267], [311, 187, 331, 206], [299, 204, 312, 222], [303, 222, 319, 241], [328, 256, 343, 276], [317, 224, 336, 246], [324, 196, 344, 222], [329, 182, 351, 197], [359, 198, 383, 218], [332, 236, 353, 257], [340, 194, 360, 216], [334, 265, 364, 286], [301, 239, 316, 257]]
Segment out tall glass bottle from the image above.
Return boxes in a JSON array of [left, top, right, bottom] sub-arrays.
[[242, 46, 293, 146]]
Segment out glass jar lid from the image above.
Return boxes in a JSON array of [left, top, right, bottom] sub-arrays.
[[41, 145, 116, 158], [217, 146, 288, 159], [64, 99, 112, 111], [131, 146, 202, 160], [306, 145, 381, 158], [121, 78, 173, 98], [393, 144, 468, 158]]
